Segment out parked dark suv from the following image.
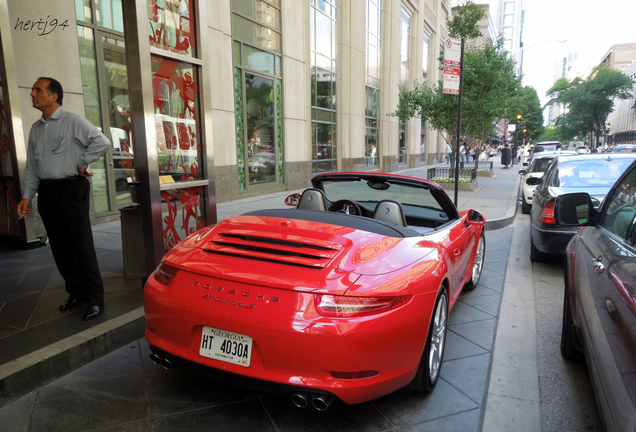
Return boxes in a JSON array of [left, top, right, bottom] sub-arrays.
[[556, 159, 636, 432]]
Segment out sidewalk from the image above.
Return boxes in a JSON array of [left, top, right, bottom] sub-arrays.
[[0, 158, 521, 413]]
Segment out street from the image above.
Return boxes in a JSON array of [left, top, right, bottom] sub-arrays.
[[523, 218, 602, 431]]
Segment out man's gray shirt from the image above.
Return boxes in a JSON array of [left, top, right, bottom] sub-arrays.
[[23, 107, 111, 200]]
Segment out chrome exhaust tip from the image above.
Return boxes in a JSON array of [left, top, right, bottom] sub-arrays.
[[291, 393, 309, 408], [159, 357, 174, 370], [149, 353, 161, 365], [311, 394, 333, 411]]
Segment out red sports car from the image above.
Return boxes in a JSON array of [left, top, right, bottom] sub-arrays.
[[144, 172, 486, 409]]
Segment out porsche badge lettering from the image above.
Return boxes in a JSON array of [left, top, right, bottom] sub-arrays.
[[192, 281, 280, 308]]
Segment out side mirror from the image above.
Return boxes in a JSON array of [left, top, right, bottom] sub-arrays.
[[518, 169, 527, 176], [555, 193, 594, 226], [468, 209, 485, 223], [526, 177, 541, 186], [522, 162, 528, 167], [285, 193, 301, 207]]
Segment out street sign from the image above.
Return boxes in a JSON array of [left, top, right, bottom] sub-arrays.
[[443, 37, 461, 94]]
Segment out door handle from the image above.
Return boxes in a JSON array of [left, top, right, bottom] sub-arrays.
[[591, 256, 605, 274]]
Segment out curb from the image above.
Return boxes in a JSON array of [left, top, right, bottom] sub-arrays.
[[0, 308, 146, 408], [485, 172, 520, 231]]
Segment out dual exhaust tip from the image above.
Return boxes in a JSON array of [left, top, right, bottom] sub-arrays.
[[291, 392, 333, 411], [150, 352, 174, 370], [151, 353, 333, 411]]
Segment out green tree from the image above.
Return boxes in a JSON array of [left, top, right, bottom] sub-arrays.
[[547, 64, 634, 148], [393, 37, 521, 158], [506, 86, 544, 145], [392, 1, 524, 165]]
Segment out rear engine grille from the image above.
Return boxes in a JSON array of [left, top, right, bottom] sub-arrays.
[[203, 233, 342, 269]]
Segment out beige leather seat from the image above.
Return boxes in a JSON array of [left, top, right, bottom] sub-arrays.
[[373, 199, 407, 226], [297, 188, 328, 211]]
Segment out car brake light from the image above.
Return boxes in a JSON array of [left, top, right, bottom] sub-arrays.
[[154, 263, 178, 285], [539, 202, 556, 224], [315, 294, 411, 317]]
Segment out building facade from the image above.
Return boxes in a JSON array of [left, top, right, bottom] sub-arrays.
[[0, 0, 450, 263]]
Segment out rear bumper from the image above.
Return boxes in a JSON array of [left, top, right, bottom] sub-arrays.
[[531, 224, 578, 255]]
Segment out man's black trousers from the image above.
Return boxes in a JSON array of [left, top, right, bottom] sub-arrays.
[[37, 176, 104, 308]]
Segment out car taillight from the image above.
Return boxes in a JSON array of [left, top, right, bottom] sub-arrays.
[[315, 294, 411, 317], [539, 202, 556, 224], [154, 263, 178, 286]]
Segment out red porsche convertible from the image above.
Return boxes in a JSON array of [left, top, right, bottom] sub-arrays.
[[144, 172, 486, 409]]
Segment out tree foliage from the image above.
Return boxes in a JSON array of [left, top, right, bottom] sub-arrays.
[[447, 1, 484, 39], [393, 37, 521, 147], [547, 64, 634, 147], [505, 86, 544, 144]]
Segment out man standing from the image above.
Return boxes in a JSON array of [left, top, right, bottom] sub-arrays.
[[17, 77, 111, 321]]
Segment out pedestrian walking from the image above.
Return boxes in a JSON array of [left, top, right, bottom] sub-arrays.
[[445, 143, 452, 163], [17, 77, 111, 321]]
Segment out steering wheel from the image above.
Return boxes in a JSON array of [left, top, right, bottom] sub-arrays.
[[329, 199, 362, 216]]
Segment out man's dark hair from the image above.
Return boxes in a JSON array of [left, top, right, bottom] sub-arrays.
[[38, 76, 64, 106]]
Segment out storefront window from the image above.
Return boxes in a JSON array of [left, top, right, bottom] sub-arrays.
[[366, 0, 381, 167], [233, 1, 283, 190], [103, 37, 132, 203], [365, 86, 379, 168], [311, 0, 337, 174], [161, 186, 205, 249], [75, 0, 129, 215], [148, 0, 196, 56], [152, 56, 202, 183], [245, 74, 275, 185], [77, 25, 109, 213], [0, 84, 20, 237]]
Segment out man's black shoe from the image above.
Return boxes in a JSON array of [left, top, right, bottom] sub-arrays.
[[83, 306, 101, 321], [59, 297, 83, 311]]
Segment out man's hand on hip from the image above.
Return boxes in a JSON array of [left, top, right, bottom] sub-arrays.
[[78, 166, 93, 177]]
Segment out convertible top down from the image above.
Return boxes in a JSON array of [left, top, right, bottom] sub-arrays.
[[144, 172, 486, 409]]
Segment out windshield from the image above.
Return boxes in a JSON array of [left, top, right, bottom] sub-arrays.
[[320, 179, 443, 210], [552, 159, 634, 188], [535, 144, 558, 153], [530, 157, 556, 173]]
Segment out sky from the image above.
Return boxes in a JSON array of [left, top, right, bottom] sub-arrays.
[[520, 0, 636, 110]]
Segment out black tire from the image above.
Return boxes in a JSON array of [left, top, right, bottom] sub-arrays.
[[464, 233, 485, 291], [409, 288, 448, 393], [521, 195, 531, 214], [529, 234, 545, 263], [561, 279, 581, 360]]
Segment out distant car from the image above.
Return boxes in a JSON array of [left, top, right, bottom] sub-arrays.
[[612, 143, 636, 153], [529, 141, 562, 161], [557, 159, 636, 432], [518, 151, 577, 214], [526, 149, 577, 169], [576, 146, 590, 154], [528, 153, 636, 262], [143, 172, 487, 407]]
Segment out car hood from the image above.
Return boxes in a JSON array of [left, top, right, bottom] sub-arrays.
[[163, 214, 436, 294]]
